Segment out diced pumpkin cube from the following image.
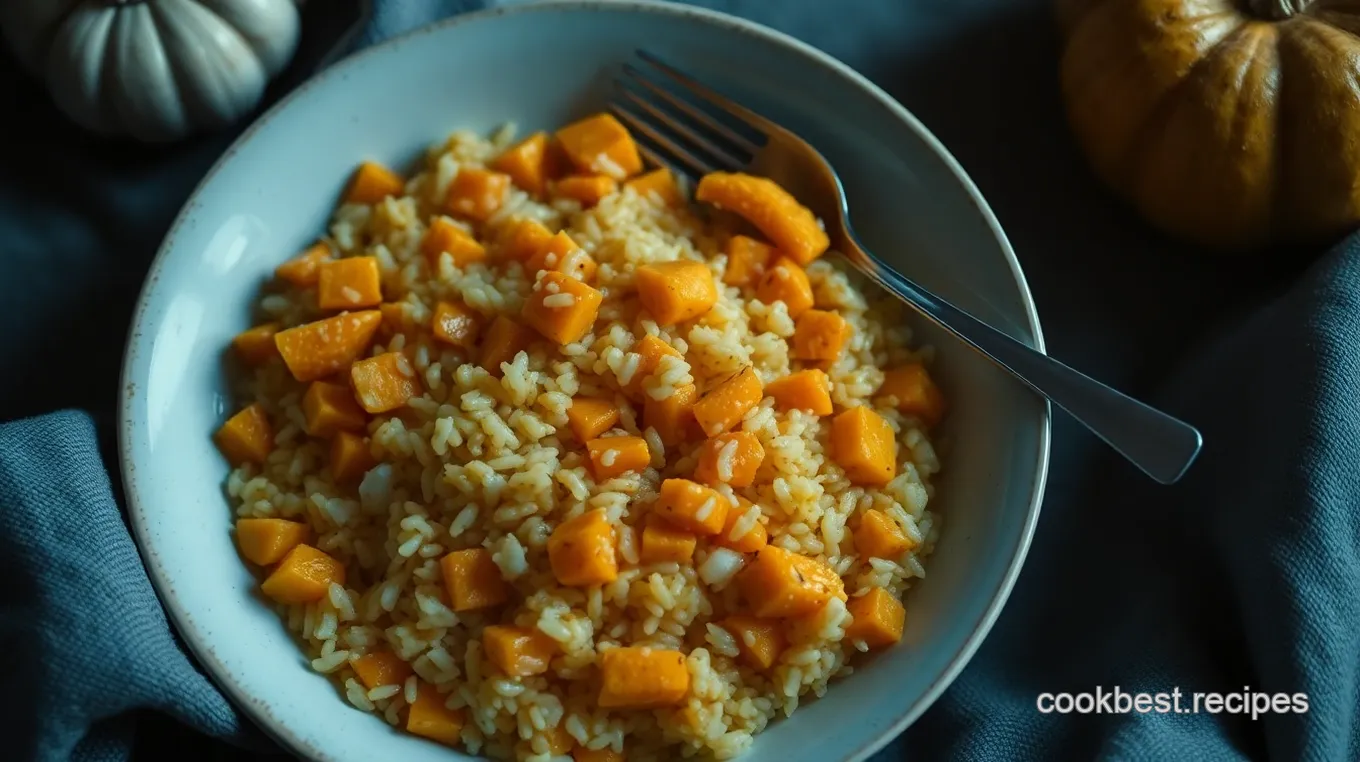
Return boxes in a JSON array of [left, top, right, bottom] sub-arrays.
[[345, 161, 405, 205], [440, 548, 507, 611], [624, 167, 681, 206], [722, 234, 776, 287], [715, 497, 768, 554], [330, 431, 376, 483], [652, 478, 727, 536], [856, 509, 917, 560], [553, 174, 617, 206], [483, 625, 557, 677], [737, 545, 846, 618], [555, 113, 643, 180], [625, 334, 684, 400], [215, 404, 272, 466], [764, 369, 833, 416], [479, 315, 536, 376], [260, 544, 345, 604], [876, 363, 947, 427], [431, 300, 482, 349], [844, 587, 906, 649], [597, 647, 690, 708], [586, 436, 651, 479], [525, 231, 596, 282], [235, 518, 308, 566], [695, 171, 829, 265], [831, 406, 897, 487], [273, 310, 383, 383], [421, 216, 487, 268], [379, 302, 415, 336], [522, 271, 603, 345], [540, 726, 574, 755], [317, 256, 383, 311], [275, 242, 332, 287], [566, 397, 620, 442], [640, 518, 697, 564], [302, 381, 367, 438], [722, 615, 786, 670], [547, 508, 618, 587], [643, 383, 698, 446], [755, 257, 814, 319], [407, 682, 465, 746], [232, 323, 280, 366], [574, 748, 625, 762], [791, 309, 850, 361], [490, 131, 549, 195], [499, 218, 555, 262], [350, 351, 422, 414], [693, 366, 763, 437], [634, 260, 718, 325], [352, 650, 412, 689], [444, 167, 510, 222], [543, 136, 574, 181], [693, 430, 764, 487]]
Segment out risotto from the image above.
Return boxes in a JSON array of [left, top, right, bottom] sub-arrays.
[[215, 113, 947, 762]]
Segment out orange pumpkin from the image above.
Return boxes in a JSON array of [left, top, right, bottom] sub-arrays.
[[1058, 0, 1360, 251]]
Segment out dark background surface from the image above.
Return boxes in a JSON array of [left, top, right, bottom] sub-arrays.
[[0, 0, 1327, 759]]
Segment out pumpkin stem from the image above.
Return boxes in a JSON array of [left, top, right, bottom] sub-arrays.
[[1246, 0, 1312, 19]]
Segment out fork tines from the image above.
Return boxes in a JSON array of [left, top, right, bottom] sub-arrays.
[[610, 50, 766, 184]]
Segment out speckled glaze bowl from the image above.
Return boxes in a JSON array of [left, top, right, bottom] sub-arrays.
[[118, 2, 1050, 760]]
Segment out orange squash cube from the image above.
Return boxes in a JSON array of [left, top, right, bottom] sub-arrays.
[[643, 382, 699, 446], [554, 113, 643, 180], [345, 161, 405, 205], [553, 175, 617, 206], [693, 367, 763, 438], [722, 615, 785, 670], [260, 544, 345, 604], [755, 257, 814, 318], [624, 167, 682, 206], [597, 647, 689, 708], [431, 300, 482, 349], [525, 231, 597, 282], [275, 242, 332, 288], [443, 166, 510, 222], [273, 310, 383, 383], [625, 334, 684, 401], [421, 216, 487, 268], [652, 478, 727, 536], [566, 397, 620, 442], [483, 625, 557, 677], [856, 509, 917, 559], [791, 309, 850, 361], [764, 369, 833, 416], [722, 235, 776, 287], [693, 430, 765, 487], [302, 381, 367, 438], [586, 436, 651, 479], [831, 406, 897, 487], [844, 587, 906, 649], [634, 260, 718, 325], [640, 518, 697, 564], [215, 404, 273, 466], [715, 496, 768, 553], [522, 271, 604, 345], [349, 352, 422, 414], [876, 363, 947, 428], [235, 518, 308, 566], [547, 508, 618, 586], [479, 315, 537, 376], [317, 256, 383, 311], [330, 431, 376, 483], [737, 545, 846, 619], [490, 131, 550, 195], [407, 682, 465, 746], [440, 548, 507, 611], [351, 650, 413, 689], [695, 171, 829, 265], [499, 218, 555, 262], [232, 323, 280, 366]]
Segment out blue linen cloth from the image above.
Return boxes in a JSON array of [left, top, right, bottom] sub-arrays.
[[1, 1, 1356, 761]]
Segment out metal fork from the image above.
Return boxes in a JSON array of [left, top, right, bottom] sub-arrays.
[[610, 51, 1203, 485]]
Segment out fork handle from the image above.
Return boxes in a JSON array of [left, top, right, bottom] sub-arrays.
[[845, 247, 1203, 485]]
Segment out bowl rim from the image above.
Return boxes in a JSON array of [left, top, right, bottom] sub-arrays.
[[117, 1, 1052, 759]]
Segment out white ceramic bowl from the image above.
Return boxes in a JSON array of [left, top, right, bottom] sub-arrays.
[[119, 2, 1050, 760]]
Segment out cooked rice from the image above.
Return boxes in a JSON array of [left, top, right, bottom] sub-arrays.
[[224, 126, 943, 761]]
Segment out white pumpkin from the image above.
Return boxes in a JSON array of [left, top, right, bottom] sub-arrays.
[[0, 0, 301, 142]]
